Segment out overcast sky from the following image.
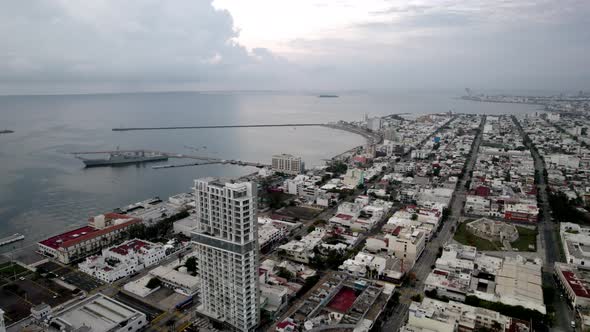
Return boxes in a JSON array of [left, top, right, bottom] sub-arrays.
[[1, 0, 589, 94]]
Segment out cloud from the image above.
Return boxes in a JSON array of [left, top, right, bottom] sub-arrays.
[[0, 0, 291, 93], [282, 0, 590, 90], [0, 0, 589, 93]]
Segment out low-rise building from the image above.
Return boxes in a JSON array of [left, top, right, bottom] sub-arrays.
[[424, 269, 471, 302], [79, 239, 166, 283], [561, 222, 590, 268], [38, 213, 142, 264], [259, 221, 287, 253], [278, 228, 327, 264], [48, 293, 148, 332], [464, 195, 491, 216], [338, 251, 403, 282], [503, 203, 538, 222], [554, 262, 590, 308], [407, 298, 513, 332]]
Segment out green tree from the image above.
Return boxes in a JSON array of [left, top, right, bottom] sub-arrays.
[[146, 277, 162, 289], [185, 257, 197, 274], [275, 267, 294, 280]]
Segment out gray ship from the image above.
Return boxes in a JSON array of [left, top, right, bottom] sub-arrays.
[[79, 151, 168, 167]]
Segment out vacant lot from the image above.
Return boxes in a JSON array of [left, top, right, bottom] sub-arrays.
[[0, 262, 30, 280], [512, 226, 538, 252], [278, 206, 323, 220]]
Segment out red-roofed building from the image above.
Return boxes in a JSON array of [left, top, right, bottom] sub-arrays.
[[276, 318, 296, 332], [474, 185, 491, 197], [38, 213, 141, 264], [555, 262, 590, 308]]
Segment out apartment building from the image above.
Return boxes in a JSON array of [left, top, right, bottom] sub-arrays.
[[272, 154, 304, 175], [191, 178, 260, 332]]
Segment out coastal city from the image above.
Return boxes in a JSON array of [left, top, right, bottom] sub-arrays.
[[0, 93, 589, 332]]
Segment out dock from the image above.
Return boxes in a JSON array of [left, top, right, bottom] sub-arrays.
[[0, 233, 25, 247], [72, 150, 270, 169], [111, 122, 382, 146]]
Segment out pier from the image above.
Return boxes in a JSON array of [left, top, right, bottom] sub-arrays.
[[0, 233, 25, 247], [111, 122, 381, 143], [72, 149, 270, 169]]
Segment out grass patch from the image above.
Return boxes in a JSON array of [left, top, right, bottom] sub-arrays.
[[453, 222, 503, 251], [512, 226, 538, 252], [0, 263, 29, 279]]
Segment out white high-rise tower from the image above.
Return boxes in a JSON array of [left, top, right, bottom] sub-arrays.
[[192, 178, 259, 332]]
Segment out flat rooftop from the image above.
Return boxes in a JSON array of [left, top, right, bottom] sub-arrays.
[[51, 293, 145, 331]]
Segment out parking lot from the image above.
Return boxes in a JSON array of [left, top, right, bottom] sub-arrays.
[[62, 271, 103, 292], [0, 266, 74, 325], [36, 261, 103, 292]]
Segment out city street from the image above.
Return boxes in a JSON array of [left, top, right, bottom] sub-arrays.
[[382, 115, 485, 331], [513, 116, 573, 332]]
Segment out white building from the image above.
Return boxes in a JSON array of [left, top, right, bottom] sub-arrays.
[[259, 221, 286, 252], [278, 228, 327, 264], [561, 222, 590, 268], [48, 293, 147, 332], [367, 117, 383, 131], [272, 154, 304, 175], [31, 303, 52, 321], [388, 227, 426, 268], [464, 195, 491, 215], [191, 178, 260, 332], [407, 298, 512, 332], [79, 239, 167, 283]]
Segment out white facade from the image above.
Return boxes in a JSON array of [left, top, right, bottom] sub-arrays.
[[407, 298, 511, 332], [367, 117, 383, 131], [465, 195, 491, 215], [387, 228, 426, 267], [79, 239, 166, 283], [561, 222, 590, 268], [192, 178, 260, 332], [272, 154, 304, 175], [339, 252, 387, 278], [259, 222, 286, 250], [278, 228, 327, 264]]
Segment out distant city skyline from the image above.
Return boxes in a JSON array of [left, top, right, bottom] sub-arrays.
[[0, 1, 589, 94]]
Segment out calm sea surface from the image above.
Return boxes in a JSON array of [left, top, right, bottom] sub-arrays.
[[0, 91, 539, 244]]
